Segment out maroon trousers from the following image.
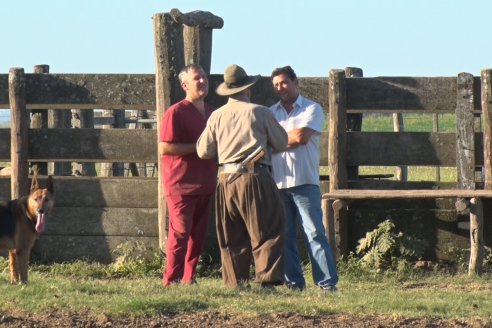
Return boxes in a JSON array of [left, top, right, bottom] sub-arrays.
[[163, 194, 212, 286]]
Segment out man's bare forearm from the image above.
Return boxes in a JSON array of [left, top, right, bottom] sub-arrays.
[[159, 142, 197, 156]]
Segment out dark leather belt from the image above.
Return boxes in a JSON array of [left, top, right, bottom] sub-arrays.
[[218, 163, 270, 174]]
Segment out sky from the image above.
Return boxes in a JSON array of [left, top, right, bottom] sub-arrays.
[[1, 0, 492, 79]]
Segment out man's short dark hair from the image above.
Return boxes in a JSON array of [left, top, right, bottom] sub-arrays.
[[271, 65, 297, 81]]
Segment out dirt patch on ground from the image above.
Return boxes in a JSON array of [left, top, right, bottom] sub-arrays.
[[1, 310, 490, 327]]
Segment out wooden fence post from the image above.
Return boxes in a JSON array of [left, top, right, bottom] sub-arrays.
[[9, 68, 29, 198], [344, 67, 362, 180], [71, 109, 96, 176], [30, 65, 49, 175], [469, 197, 484, 274], [183, 26, 213, 73], [48, 99, 72, 176], [171, 8, 223, 74], [327, 69, 348, 259], [482, 69, 492, 190], [456, 72, 476, 190], [153, 12, 185, 254], [393, 113, 408, 181], [456, 72, 482, 275], [100, 109, 124, 177], [433, 114, 441, 181]]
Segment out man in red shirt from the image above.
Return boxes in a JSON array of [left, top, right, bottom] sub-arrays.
[[159, 63, 217, 286]]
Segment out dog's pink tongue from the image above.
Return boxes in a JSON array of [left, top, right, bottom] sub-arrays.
[[36, 213, 46, 233]]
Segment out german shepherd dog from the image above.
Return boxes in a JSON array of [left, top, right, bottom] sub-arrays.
[[0, 175, 54, 284]]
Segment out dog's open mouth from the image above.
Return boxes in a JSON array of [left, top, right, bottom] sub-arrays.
[[36, 213, 46, 233]]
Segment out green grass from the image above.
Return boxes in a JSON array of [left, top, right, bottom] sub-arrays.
[[356, 113, 459, 182], [1, 258, 491, 321], [361, 113, 458, 132]]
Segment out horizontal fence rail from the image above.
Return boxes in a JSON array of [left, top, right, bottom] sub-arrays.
[[1, 74, 483, 112]]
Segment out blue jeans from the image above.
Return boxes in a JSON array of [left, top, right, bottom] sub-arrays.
[[280, 184, 338, 288]]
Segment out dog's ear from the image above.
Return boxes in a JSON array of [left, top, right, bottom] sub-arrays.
[[46, 175, 54, 195], [31, 174, 39, 192]]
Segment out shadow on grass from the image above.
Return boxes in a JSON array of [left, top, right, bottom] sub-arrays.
[[122, 298, 209, 315]]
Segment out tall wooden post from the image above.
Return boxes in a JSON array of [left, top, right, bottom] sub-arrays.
[[344, 67, 362, 180], [31, 65, 49, 175], [327, 69, 348, 258], [154, 9, 223, 254], [456, 72, 482, 275], [154, 12, 185, 253], [170, 8, 223, 74], [183, 26, 213, 73], [9, 68, 29, 198], [469, 197, 484, 274], [482, 69, 492, 190]]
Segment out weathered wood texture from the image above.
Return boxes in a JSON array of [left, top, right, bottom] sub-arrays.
[[3, 75, 484, 113], [183, 26, 213, 73], [456, 73, 476, 190], [1, 176, 159, 263], [9, 68, 30, 198], [4, 129, 483, 166], [327, 69, 348, 257], [0, 176, 158, 207], [169, 8, 224, 28], [30, 65, 50, 175], [46, 207, 158, 236], [0, 129, 156, 162], [482, 69, 492, 189], [324, 189, 492, 199], [346, 76, 481, 112], [153, 12, 185, 254], [468, 197, 484, 275], [345, 67, 363, 180], [0, 74, 156, 110]]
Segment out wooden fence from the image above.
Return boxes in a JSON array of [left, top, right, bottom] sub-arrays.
[[0, 8, 491, 264]]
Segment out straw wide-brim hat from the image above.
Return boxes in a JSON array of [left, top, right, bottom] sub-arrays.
[[216, 64, 261, 96]]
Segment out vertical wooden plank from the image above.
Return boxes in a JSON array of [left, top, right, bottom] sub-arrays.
[[482, 69, 492, 190], [392, 113, 408, 181], [48, 109, 72, 176], [433, 114, 441, 182], [328, 69, 348, 191], [30, 65, 49, 175], [468, 197, 484, 275], [71, 109, 96, 176], [344, 67, 362, 180], [328, 69, 348, 258], [183, 26, 213, 74], [456, 72, 476, 190], [456, 72, 482, 274], [153, 12, 185, 253], [9, 68, 29, 198]]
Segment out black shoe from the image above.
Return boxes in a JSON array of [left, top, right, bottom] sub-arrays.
[[319, 284, 337, 292], [260, 280, 282, 291]]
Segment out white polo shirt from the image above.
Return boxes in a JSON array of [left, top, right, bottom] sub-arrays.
[[269, 95, 324, 189]]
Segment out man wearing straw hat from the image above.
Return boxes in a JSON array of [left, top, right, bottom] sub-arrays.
[[197, 64, 288, 288]]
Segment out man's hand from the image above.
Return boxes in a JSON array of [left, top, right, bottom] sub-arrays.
[[287, 127, 318, 148]]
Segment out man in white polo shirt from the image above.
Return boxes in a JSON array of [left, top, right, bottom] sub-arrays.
[[269, 65, 338, 292]]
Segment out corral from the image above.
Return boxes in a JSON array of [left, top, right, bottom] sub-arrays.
[[0, 9, 491, 270]]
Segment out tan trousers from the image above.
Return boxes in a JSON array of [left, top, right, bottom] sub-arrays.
[[215, 169, 284, 288]]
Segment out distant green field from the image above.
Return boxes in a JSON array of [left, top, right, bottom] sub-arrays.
[[361, 113, 458, 132]]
